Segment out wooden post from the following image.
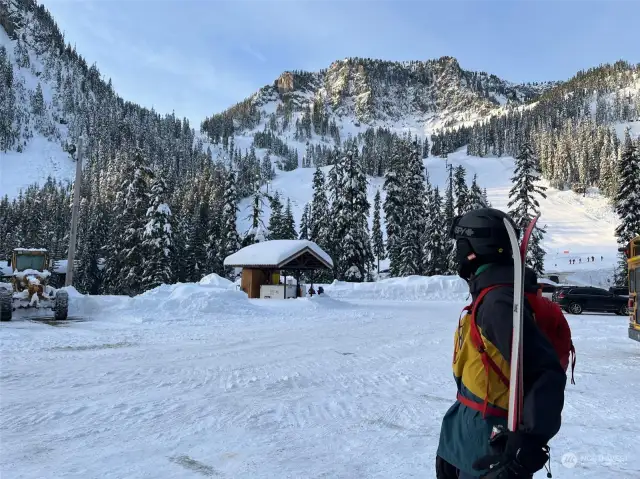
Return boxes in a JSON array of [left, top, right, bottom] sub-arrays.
[[65, 135, 84, 287]]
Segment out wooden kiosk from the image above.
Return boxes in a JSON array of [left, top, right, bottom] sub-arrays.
[[224, 240, 333, 299]]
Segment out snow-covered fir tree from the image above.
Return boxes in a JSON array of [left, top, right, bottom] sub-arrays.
[[142, 176, 174, 290], [453, 165, 470, 215], [383, 141, 405, 277], [443, 165, 457, 274], [508, 141, 548, 274], [371, 189, 385, 273], [104, 148, 153, 296], [267, 191, 284, 240], [309, 167, 330, 250], [281, 198, 297, 240], [423, 186, 448, 276], [220, 170, 240, 279], [614, 129, 640, 284], [337, 146, 373, 281], [243, 189, 267, 246], [398, 142, 426, 276], [467, 174, 488, 210], [299, 204, 310, 240]]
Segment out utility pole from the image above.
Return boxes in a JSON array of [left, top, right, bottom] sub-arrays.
[[65, 135, 84, 287]]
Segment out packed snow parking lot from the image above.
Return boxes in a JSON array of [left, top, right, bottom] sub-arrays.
[[1, 277, 638, 479]]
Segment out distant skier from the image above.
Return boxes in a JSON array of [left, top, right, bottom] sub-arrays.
[[591, 256, 595, 262], [601, 255, 604, 261], [587, 257, 590, 262], [579, 258, 582, 264], [436, 208, 565, 479]]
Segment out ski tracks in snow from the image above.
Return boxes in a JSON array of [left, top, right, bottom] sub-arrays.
[[1, 299, 639, 478]]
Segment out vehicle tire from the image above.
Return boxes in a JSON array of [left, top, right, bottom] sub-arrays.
[[53, 290, 68, 321], [619, 305, 630, 316], [569, 302, 583, 315], [0, 289, 12, 321]]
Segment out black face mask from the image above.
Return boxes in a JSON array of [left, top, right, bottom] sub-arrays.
[[455, 238, 476, 280]]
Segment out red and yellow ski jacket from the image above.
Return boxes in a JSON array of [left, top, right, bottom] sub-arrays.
[[437, 264, 566, 477]]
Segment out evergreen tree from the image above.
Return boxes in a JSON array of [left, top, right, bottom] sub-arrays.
[[299, 204, 310, 240], [443, 165, 456, 273], [371, 189, 385, 273], [243, 189, 267, 246], [220, 170, 240, 278], [423, 187, 447, 275], [142, 176, 174, 290], [309, 167, 330, 250], [337, 147, 372, 281], [383, 142, 405, 277], [453, 165, 470, 215], [104, 148, 152, 296], [398, 142, 426, 276], [467, 174, 487, 209], [508, 142, 548, 274], [614, 129, 640, 284], [268, 191, 284, 240], [281, 198, 297, 240]]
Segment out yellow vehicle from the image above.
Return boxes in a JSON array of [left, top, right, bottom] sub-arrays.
[[0, 248, 68, 321], [620, 236, 640, 342]]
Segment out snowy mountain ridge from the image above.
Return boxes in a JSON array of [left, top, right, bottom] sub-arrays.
[[202, 56, 553, 142]]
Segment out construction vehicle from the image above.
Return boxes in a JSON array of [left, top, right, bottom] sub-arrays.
[[619, 236, 640, 342], [0, 248, 68, 321]]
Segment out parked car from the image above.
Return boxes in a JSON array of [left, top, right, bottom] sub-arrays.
[[609, 286, 629, 298], [555, 286, 630, 315]]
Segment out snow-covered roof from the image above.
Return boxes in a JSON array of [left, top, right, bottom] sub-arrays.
[[537, 277, 559, 286], [13, 248, 48, 252], [224, 240, 333, 269]]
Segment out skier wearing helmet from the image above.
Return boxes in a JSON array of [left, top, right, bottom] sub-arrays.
[[435, 208, 566, 479]]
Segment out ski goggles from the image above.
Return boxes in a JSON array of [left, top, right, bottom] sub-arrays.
[[448, 215, 493, 240]]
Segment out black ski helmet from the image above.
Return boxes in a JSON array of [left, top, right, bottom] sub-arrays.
[[449, 208, 519, 279]]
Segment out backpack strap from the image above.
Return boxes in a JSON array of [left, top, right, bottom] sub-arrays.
[[463, 284, 511, 418]]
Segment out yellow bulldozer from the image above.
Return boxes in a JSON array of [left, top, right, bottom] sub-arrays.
[[0, 248, 68, 321]]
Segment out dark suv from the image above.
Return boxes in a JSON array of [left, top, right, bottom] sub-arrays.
[[609, 286, 629, 298], [555, 286, 630, 315]]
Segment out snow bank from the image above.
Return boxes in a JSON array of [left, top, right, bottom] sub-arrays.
[[133, 282, 257, 318], [198, 273, 234, 288], [324, 275, 470, 301]]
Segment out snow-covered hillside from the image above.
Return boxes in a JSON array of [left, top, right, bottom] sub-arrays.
[[1, 279, 638, 478], [238, 147, 620, 274], [0, 24, 76, 198]]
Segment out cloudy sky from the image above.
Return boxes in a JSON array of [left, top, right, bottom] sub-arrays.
[[43, 0, 639, 124]]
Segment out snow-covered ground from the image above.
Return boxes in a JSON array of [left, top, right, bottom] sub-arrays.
[[1, 278, 639, 479]]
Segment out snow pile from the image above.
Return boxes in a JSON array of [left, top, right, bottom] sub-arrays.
[[198, 273, 235, 288], [324, 275, 470, 301], [13, 269, 51, 279], [133, 282, 256, 318]]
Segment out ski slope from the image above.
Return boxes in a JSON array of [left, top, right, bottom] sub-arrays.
[[239, 147, 620, 276], [1, 278, 639, 478]]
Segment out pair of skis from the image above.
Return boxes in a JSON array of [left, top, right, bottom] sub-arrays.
[[503, 214, 539, 432]]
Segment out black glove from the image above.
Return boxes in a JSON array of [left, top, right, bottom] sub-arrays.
[[435, 455, 459, 479], [472, 426, 550, 479]]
